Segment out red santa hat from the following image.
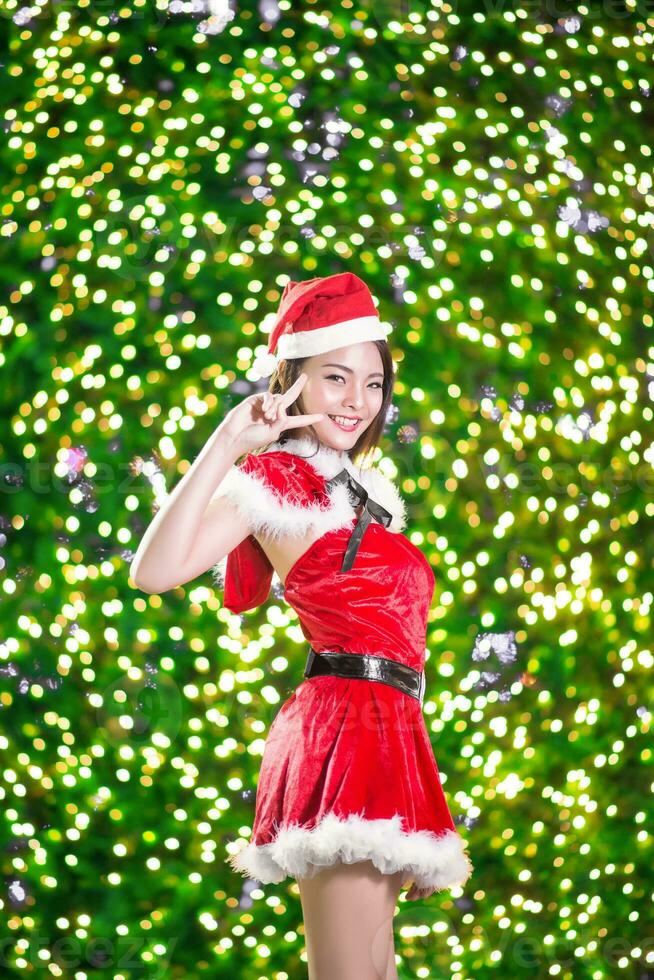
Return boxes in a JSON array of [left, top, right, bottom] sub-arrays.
[[252, 272, 393, 379]]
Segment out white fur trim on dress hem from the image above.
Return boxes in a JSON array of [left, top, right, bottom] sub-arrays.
[[225, 812, 473, 892]]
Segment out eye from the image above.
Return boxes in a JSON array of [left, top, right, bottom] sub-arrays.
[[326, 374, 383, 389]]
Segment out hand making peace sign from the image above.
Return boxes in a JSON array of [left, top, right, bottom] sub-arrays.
[[221, 373, 325, 454]]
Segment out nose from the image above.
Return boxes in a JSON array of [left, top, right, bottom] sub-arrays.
[[342, 388, 364, 412]]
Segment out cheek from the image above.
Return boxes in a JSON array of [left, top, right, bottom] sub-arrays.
[[317, 386, 337, 406], [302, 382, 322, 405]]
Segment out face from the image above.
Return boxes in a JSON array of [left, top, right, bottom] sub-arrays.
[[290, 342, 385, 449]]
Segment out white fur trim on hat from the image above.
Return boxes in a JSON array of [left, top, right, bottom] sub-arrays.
[[277, 315, 392, 360], [225, 811, 473, 891]]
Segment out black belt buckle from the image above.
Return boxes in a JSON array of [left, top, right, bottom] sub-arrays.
[[304, 647, 316, 678]]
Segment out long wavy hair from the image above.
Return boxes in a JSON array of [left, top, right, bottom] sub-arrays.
[[264, 340, 396, 468]]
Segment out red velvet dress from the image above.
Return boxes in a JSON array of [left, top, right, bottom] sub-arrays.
[[212, 435, 473, 892]]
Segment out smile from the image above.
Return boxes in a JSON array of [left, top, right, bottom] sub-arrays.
[[328, 415, 361, 431]]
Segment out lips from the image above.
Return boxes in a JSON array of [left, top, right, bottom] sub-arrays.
[[328, 415, 361, 431]]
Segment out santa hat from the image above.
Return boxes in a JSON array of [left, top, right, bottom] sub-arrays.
[[251, 272, 393, 379]]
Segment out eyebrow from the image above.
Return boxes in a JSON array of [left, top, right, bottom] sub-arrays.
[[322, 362, 384, 379]]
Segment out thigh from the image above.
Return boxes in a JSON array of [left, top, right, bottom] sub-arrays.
[[298, 859, 405, 980]]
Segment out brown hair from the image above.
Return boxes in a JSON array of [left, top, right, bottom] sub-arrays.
[[265, 340, 395, 468]]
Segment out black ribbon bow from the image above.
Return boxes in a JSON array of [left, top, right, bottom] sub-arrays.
[[324, 468, 393, 572]]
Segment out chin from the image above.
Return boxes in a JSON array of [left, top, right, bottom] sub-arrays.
[[314, 417, 369, 447]]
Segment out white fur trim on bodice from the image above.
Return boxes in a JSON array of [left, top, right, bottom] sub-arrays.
[[210, 435, 407, 589], [270, 436, 407, 532], [211, 435, 407, 540]]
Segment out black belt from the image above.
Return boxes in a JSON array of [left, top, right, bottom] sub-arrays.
[[303, 647, 426, 704]]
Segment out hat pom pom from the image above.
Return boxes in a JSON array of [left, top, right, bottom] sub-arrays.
[[252, 349, 279, 379]]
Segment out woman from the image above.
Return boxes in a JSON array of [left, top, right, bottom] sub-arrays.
[[130, 273, 473, 979]]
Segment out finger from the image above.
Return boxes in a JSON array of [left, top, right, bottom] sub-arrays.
[[282, 412, 325, 430], [279, 372, 307, 407], [262, 393, 278, 420]]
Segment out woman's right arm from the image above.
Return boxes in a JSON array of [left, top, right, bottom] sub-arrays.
[[129, 422, 249, 594], [129, 372, 325, 595]]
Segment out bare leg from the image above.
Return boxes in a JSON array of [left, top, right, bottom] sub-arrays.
[[297, 859, 405, 980]]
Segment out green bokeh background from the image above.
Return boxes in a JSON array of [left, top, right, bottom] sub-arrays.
[[1, 1, 653, 977]]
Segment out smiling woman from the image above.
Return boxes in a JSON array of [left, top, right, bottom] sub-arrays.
[[219, 274, 473, 917], [278, 346, 384, 441], [267, 346, 396, 469], [131, 272, 473, 980]]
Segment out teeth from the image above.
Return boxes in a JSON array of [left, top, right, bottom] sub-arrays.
[[329, 415, 359, 427]]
